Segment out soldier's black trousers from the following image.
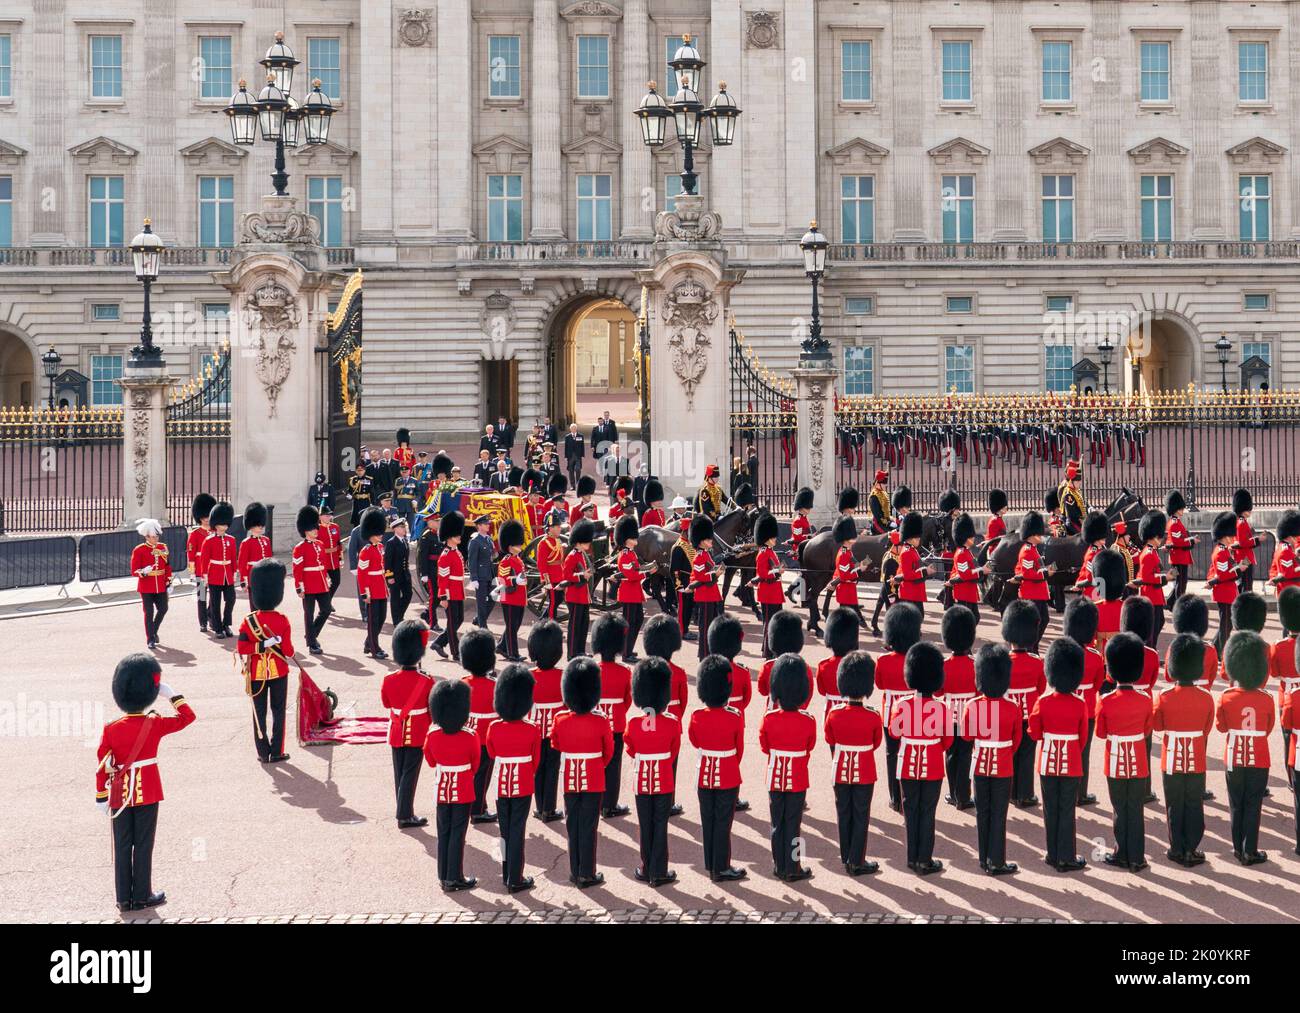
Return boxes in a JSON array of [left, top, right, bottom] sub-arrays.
[[1240, 564, 1255, 595], [1226, 766, 1268, 856], [695, 601, 720, 660], [760, 602, 780, 658], [941, 733, 972, 805], [567, 603, 590, 659], [884, 731, 901, 808], [602, 732, 624, 813], [207, 583, 235, 632], [535, 740, 560, 815], [389, 587, 412, 626], [871, 583, 894, 629], [699, 786, 739, 873], [497, 795, 531, 886], [1040, 774, 1080, 864], [563, 791, 602, 880], [1171, 564, 1189, 604], [364, 597, 387, 655], [391, 746, 423, 821], [677, 590, 694, 638], [635, 792, 672, 878], [433, 600, 463, 662], [1147, 606, 1164, 648], [435, 802, 470, 883], [974, 775, 1011, 868], [1214, 603, 1233, 658], [326, 568, 341, 604], [303, 592, 333, 647], [622, 603, 643, 659], [251, 677, 288, 760], [1078, 719, 1096, 802], [1029, 599, 1049, 654], [1012, 722, 1036, 802], [140, 592, 168, 643], [112, 802, 159, 906], [500, 603, 524, 659], [195, 582, 209, 630], [1107, 777, 1146, 866], [901, 778, 941, 866], [1164, 771, 1206, 856], [472, 746, 494, 817], [768, 789, 806, 877], [833, 782, 874, 867]]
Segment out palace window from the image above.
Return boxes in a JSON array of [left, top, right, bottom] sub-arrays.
[[1046, 295, 1074, 313], [844, 346, 874, 396], [577, 173, 612, 241], [945, 296, 973, 314], [488, 35, 521, 99], [307, 175, 345, 247], [941, 41, 971, 102], [1041, 174, 1075, 242], [487, 174, 523, 242], [198, 175, 235, 248], [88, 175, 124, 248], [91, 354, 123, 406], [840, 175, 874, 244], [90, 35, 123, 99], [1042, 41, 1071, 103], [307, 38, 341, 99], [1241, 341, 1271, 364], [664, 36, 685, 98], [842, 41, 872, 102], [1238, 174, 1271, 242], [845, 296, 874, 316], [0, 35, 11, 99], [1046, 345, 1075, 392], [1140, 174, 1173, 242], [945, 344, 975, 393], [0, 176, 10, 247], [91, 303, 120, 322], [941, 174, 975, 243], [577, 35, 609, 99], [199, 36, 232, 100], [1140, 42, 1170, 103], [1243, 293, 1271, 312], [1239, 41, 1268, 103]]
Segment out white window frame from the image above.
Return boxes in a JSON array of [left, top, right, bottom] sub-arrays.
[[89, 34, 123, 100], [90, 353, 124, 406], [1139, 173, 1175, 242], [1238, 40, 1269, 105], [1238, 174, 1271, 243], [940, 174, 976, 243], [576, 173, 613, 241], [843, 345, 875, 396], [0, 33, 11, 100], [307, 37, 342, 100], [1041, 40, 1072, 104], [943, 341, 977, 394], [487, 34, 522, 100], [576, 35, 610, 100], [486, 173, 524, 242], [841, 40, 873, 103], [940, 40, 973, 105], [1041, 174, 1075, 242], [197, 174, 235, 248], [840, 175, 875, 244]]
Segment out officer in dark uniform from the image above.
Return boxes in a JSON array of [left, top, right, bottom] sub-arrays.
[[306, 472, 334, 512], [347, 463, 373, 525], [384, 516, 414, 626], [394, 466, 420, 526]]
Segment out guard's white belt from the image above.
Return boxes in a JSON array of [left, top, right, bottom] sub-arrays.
[[768, 749, 807, 759], [697, 748, 737, 758], [532, 702, 562, 709], [1041, 733, 1077, 742], [598, 697, 622, 706], [974, 739, 1011, 749], [824, 693, 847, 703], [1226, 728, 1267, 771], [495, 755, 531, 764], [561, 752, 601, 760], [901, 737, 940, 747], [434, 763, 471, 775], [470, 711, 497, 719], [633, 752, 672, 763], [1107, 734, 1146, 743], [390, 707, 427, 717]]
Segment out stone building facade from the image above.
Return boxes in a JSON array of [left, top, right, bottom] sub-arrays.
[[0, 0, 1298, 441]]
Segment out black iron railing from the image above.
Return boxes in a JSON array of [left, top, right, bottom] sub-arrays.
[[728, 325, 798, 515]]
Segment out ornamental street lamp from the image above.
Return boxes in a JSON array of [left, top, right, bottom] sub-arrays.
[[225, 32, 333, 197], [41, 345, 62, 410], [798, 221, 831, 363], [1098, 336, 1114, 394], [1216, 333, 1233, 392], [128, 219, 164, 364]]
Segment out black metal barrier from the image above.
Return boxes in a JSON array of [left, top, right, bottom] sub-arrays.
[[0, 536, 77, 590], [79, 526, 190, 584]]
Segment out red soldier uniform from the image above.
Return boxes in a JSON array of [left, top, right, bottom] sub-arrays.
[[1096, 686, 1154, 780], [692, 548, 722, 603], [486, 719, 542, 799], [1007, 651, 1046, 723], [689, 706, 745, 789], [562, 548, 592, 605], [291, 539, 331, 595], [131, 542, 172, 595], [1076, 543, 1101, 600], [757, 658, 812, 712], [1272, 634, 1300, 719], [667, 661, 690, 722], [596, 661, 632, 734], [320, 518, 342, 573], [1015, 542, 1049, 600], [615, 548, 644, 603], [199, 531, 236, 586], [357, 542, 389, 600], [789, 513, 812, 554], [759, 708, 817, 792], [535, 535, 564, 617], [1274, 542, 1300, 594], [624, 711, 681, 795], [963, 696, 1023, 778], [950, 546, 980, 603], [889, 696, 953, 781], [1208, 544, 1239, 604], [874, 651, 912, 729], [1216, 686, 1274, 771], [236, 533, 272, 586], [1029, 692, 1088, 777], [1152, 685, 1214, 775], [755, 546, 784, 605], [552, 711, 614, 794], [1167, 517, 1194, 566], [825, 702, 883, 783], [1136, 545, 1166, 608], [833, 546, 860, 605], [526, 499, 549, 533], [530, 667, 564, 741], [816, 655, 845, 717], [436, 547, 465, 601], [569, 501, 593, 526], [941, 653, 977, 727], [727, 661, 752, 718], [382, 667, 435, 748], [986, 514, 1006, 553], [1235, 516, 1258, 569], [1080, 643, 1106, 715], [235, 609, 295, 681], [896, 543, 927, 604], [96, 697, 197, 811], [498, 553, 527, 607], [186, 525, 209, 579], [463, 673, 498, 746], [423, 728, 480, 803], [641, 506, 666, 527]]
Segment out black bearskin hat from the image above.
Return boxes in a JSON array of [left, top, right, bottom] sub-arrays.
[[296, 505, 320, 537], [391, 619, 429, 668], [833, 515, 857, 544], [905, 641, 945, 696], [360, 507, 388, 541], [1044, 489, 1060, 514], [1212, 510, 1238, 542], [430, 679, 470, 734], [494, 664, 535, 722], [1121, 595, 1154, 642], [1092, 548, 1127, 601], [570, 519, 595, 547], [938, 490, 961, 514], [755, 512, 779, 545], [210, 500, 234, 528], [1232, 591, 1268, 634], [974, 644, 1012, 699], [243, 501, 268, 531], [1165, 490, 1187, 515], [1083, 511, 1109, 544], [770, 653, 811, 712], [1233, 488, 1253, 515], [631, 657, 672, 715], [1224, 630, 1268, 691], [1045, 637, 1085, 695], [837, 650, 876, 700], [696, 655, 734, 709], [707, 612, 744, 661], [988, 489, 1008, 514], [941, 604, 977, 655], [794, 487, 814, 511], [824, 606, 860, 658], [614, 515, 639, 546], [734, 483, 756, 508], [953, 512, 976, 545], [191, 492, 216, 524], [900, 511, 923, 542], [1167, 633, 1205, 687], [766, 609, 805, 656], [547, 472, 568, 498], [883, 602, 923, 654], [1063, 596, 1099, 646], [838, 487, 859, 513], [527, 619, 564, 669], [642, 613, 682, 661], [1278, 509, 1300, 544], [891, 486, 912, 512], [591, 612, 628, 663], [1172, 593, 1209, 637], [438, 510, 464, 542], [458, 627, 497, 677], [1019, 510, 1046, 540], [1138, 510, 1166, 544], [1279, 586, 1300, 636], [577, 475, 597, 498], [690, 514, 714, 548], [613, 475, 634, 498], [112, 652, 162, 713], [431, 452, 454, 480], [1001, 599, 1041, 650], [249, 558, 286, 611], [562, 656, 602, 714], [1104, 631, 1146, 685], [522, 469, 545, 495], [498, 519, 526, 551], [396, 427, 411, 446], [508, 466, 524, 489], [643, 478, 664, 506]]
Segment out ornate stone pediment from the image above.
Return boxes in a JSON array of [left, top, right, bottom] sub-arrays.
[[562, 132, 622, 173], [473, 133, 532, 174], [661, 270, 719, 408], [561, 1, 622, 19], [239, 196, 322, 247], [179, 136, 247, 166], [825, 137, 890, 166], [745, 10, 782, 50], [1127, 136, 1189, 165], [1028, 136, 1090, 165], [927, 136, 991, 166], [68, 136, 138, 165], [289, 139, 355, 167], [1226, 136, 1287, 165], [654, 193, 722, 243], [0, 138, 27, 166], [480, 291, 516, 360]]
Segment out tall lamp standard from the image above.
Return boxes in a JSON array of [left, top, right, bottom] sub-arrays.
[[1216, 333, 1233, 393], [127, 219, 164, 365], [638, 302, 650, 451], [1098, 336, 1114, 395], [41, 346, 62, 410], [798, 221, 830, 363]]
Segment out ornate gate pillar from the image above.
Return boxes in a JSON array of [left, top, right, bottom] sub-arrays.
[[638, 196, 745, 498], [793, 364, 838, 529], [119, 362, 173, 529]]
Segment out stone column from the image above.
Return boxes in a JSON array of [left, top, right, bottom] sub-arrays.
[[1189, 1, 1223, 239], [620, 0, 652, 239], [357, 3, 395, 242], [29, 0, 66, 245], [890, 1, 927, 241], [1090, 2, 1126, 241], [990, 0, 1027, 241], [530, 0, 565, 239], [118, 364, 174, 529], [436, 1, 473, 238], [793, 364, 837, 529]]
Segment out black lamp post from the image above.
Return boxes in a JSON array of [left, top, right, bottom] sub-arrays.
[[1098, 336, 1114, 394], [1216, 333, 1233, 392], [128, 219, 163, 364], [638, 306, 650, 450], [634, 35, 740, 198], [41, 345, 61, 410], [799, 221, 831, 363], [225, 32, 333, 197]]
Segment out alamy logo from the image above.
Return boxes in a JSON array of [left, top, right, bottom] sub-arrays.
[[49, 945, 152, 993]]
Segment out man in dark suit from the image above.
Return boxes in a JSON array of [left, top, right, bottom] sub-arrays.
[[466, 515, 497, 628], [540, 416, 558, 448], [592, 411, 618, 467], [496, 416, 516, 454], [471, 450, 494, 486], [564, 424, 586, 488], [478, 425, 499, 456], [488, 459, 513, 493]]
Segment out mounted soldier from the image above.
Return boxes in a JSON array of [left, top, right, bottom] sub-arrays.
[[1057, 459, 1086, 536]]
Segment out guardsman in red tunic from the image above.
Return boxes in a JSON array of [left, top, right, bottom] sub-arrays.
[[824, 651, 882, 876], [394, 427, 416, 471], [495, 519, 528, 662], [1119, 595, 1160, 802], [1165, 491, 1195, 603], [640, 478, 667, 528], [819, 607, 859, 722], [1073, 512, 1109, 601], [759, 654, 817, 882], [456, 628, 500, 827], [689, 515, 724, 661], [563, 519, 596, 659], [552, 657, 615, 888], [235, 501, 272, 591], [1208, 510, 1245, 657], [963, 645, 1022, 875], [758, 610, 808, 713], [1154, 633, 1214, 866], [1233, 488, 1260, 593], [608, 476, 633, 522], [1093, 547, 1127, 656], [97, 653, 194, 912], [690, 655, 748, 882], [431, 511, 468, 662], [788, 486, 814, 574], [1217, 630, 1275, 865], [940, 604, 977, 810], [877, 603, 922, 811], [1273, 587, 1300, 787], [591, 613, 632, 819], [487, 665, 542, 892], [535, 508, 565, 622], [753, 513, 785, 656], [187, 493, 216, 632], [947, 513, 983, 625], [641, 614, 689, 816], [292, 506, 333, 655], [706, 614, 753, 755], [382, 619, 435, 828], [985, 489, 1008, 561], [1269, 510, 1300, 600], [624, 657, 682, 886], [236, 559, 295, 763], [1064, 597, 1105, 807], [424, 679, 480, 892], [316, 503, 342, 606], [523, 469, 549, 533], [890, 642, 952, 874], [614, 514, 655, 662], [526, 620, 566, 822], [1131, 510, 1172, 645], [830, 515, 867, 622], [199, 501, 237, 638], [1029, 639, 1089, 872], [569, 475, 597, 526], [1169, 594, 1219, 693], [131, 518, 172, 648], [1013, 510, 1054, 653], [1003, 600, 1046, 807], [894, 512, 929, 615], [1097, 632, 1155, 871], [356, 508, 390, 659]]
